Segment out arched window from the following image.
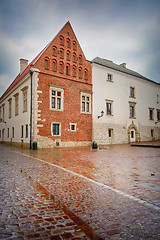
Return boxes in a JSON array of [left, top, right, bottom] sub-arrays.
[[73, 41, 77, 50], [60, 48, 64, 58], [60, 35, 64, 45], [53, 46, 57, 56], [44, 57, 49, 70], [59, 61, 64, 74], [66, 38, 71, 48], [72, 65, 76, 77], [66, 64, 70, 75], [78, 67, 82, 79], [78, 55, 82, 64], [66, 50, 70, 61], [52, 59, 57, 72], [84, 69, 88, 80], [73, 53, 76, 63]]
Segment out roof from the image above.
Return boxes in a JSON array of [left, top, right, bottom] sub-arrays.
[[92, 57, 159, 85]]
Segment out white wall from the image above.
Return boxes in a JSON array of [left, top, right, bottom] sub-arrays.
[[92, 62, 160, 144]]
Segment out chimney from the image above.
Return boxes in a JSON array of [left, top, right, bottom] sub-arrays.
[[20, 59, 28, 74], [119, 63, 126, 68]]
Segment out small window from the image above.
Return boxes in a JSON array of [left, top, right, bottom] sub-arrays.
[[14, 94, 19, 116], [108, 129, 113, 138], [66, 51, 70, 61], [45, 58, 49, 70], [157, 110, 160, 121], [53, 46, 57, 56], [157, 95, 159, 104], [52, 123, 61, 136], [21, 125, 24, 138], [78, 55, 82, 64], [130, 87, 135, 98], [8, 99, 12, 119], [151, 129, 154, 138], [60, 49, 64, 58], [70, 123, 77, 132], [52, 60, 57, 72], [26, 125, 28, 138], [72, 66, 76, 77], [7, 128, 9, 138], [12, 127, 14, 138], [149, 108, 154, 120], [106, 100, 113, 115], [129, 102, 136, 118], [84, 69, 88, 80], [73, 53, 76, 62], [22, 87, 28, 113], [60, 36, 64, 45], [107, 74, 112, 82], [73, 41, 76, 50], [79, 68, 82, 79], [59, 62, 64, 73], [67, 38, 70, 48], [66, 65, 69, 75]]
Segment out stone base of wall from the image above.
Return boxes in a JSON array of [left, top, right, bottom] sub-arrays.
[[93, 122, 160, 145], [0, 141, 30, 148], [37, 135, 92, 148]]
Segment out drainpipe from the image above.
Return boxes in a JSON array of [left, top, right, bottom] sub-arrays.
[[29, 70, 33, 149]]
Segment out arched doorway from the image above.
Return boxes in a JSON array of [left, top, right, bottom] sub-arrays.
[[128, 121, 139, 143]]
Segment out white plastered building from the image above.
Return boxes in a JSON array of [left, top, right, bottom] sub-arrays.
[[92, 57, 160, 145]]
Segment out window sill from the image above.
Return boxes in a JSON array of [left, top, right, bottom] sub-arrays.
[[50, 108, 63, 112]]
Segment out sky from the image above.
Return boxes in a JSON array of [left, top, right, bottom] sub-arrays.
[[0, 0, 160, 97]]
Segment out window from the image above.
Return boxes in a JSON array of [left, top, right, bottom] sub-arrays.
[[52, 60, 57, 72], [70, 123, 77, 132], [108, 129, 113, 138], [22, 87, 28, 113], [130, 87, 135, 98], [78, 55, 82, 64], [8, 99, 12, 118], [7, 128, 9, 138], [14, 93, 19, 116], [52, 123, 61, 136], [60, 49, 64, 58], [72, 66, 76, 77], [12, 127, 14, 138], [45, 58, 49, 70], [60, 36, 64, 45], [59, 62, 64, 73], [67, 38, 70, 48], [53, 46, 57, 56], [157, 110, 160, 121], [106, 100, 113, 115], [107, 74, 113, 82], [66, 51, 70, 61], [50, 87, 64, 111], [26, 125, 28, 138], [78, 68, 82, 79], [157, 95, 159, 104], [81, 92, 91, 114], [73, 53, 76, 62], [84, 69, 88, 80], [21, 125, 24, 138], [73, 41, 76, 50], [151, 129, 154, 138], [2, 104, 5, 121], [149, 108, 154, 120], [66, 64, 70, 75], [129, 102, 136, 118]]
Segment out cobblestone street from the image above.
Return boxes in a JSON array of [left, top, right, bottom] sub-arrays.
[[0, 143, 160, 239]]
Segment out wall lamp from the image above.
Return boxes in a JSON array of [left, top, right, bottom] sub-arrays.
[[98, 111, 104, 119]]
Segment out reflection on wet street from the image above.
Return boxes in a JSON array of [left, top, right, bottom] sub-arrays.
[[0, 143, 160, 239]]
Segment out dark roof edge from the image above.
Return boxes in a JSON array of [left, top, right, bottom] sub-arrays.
[[92, 58, 160, 86]]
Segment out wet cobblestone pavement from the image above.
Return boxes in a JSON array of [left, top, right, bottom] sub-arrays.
[[0, 147, 90, 239], [0, 143, 160, 239]]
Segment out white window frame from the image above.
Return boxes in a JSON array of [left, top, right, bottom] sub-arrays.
[[81, 92, 91, 114], [70, 123, 77, 132], [51, 122, 61, 136], [106, 99, 113, 116], [50, 86, 64, 111]]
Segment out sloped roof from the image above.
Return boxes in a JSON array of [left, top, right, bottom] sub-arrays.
[[0, 47, 45, 100], [92, 57, 159, 85]]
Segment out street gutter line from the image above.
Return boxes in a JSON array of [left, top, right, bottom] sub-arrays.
[[2, 146, 160, 211]]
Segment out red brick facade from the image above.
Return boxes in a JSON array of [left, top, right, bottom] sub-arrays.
[[33, 22, 92, 146]]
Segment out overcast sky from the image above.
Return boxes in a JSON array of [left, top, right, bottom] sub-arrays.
[[0, 0, 160, 97]]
